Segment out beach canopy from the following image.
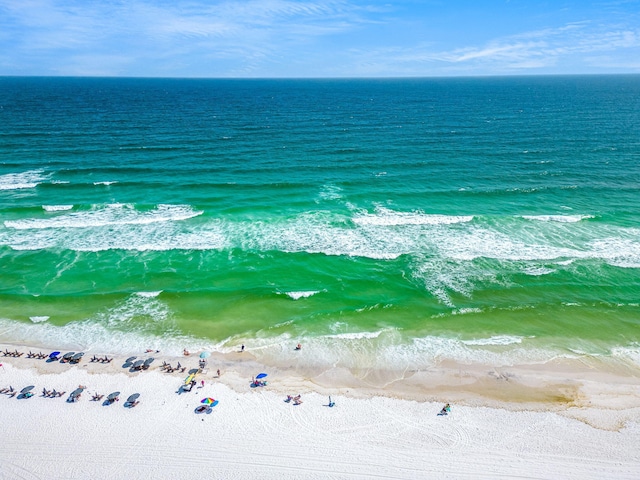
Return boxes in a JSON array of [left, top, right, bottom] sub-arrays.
[[256, 373, 267, 379], [107, 391, 120, 401], [199, 351, 210, 359], [201, 397, 215, 405], [127, 393, 140, 403], [21, 385, 35, 393]]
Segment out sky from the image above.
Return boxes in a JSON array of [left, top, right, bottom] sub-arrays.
[[1, 0, 639, 77]]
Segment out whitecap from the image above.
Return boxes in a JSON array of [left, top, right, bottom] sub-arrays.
[[29, 316, 50, 323], [521, 214, 593, 223], [0, 169, 49, 190], [283, 291, 320, 300], [135, 291, 162, 298], [523, 266, 555, 276], [94, 181, 118, 186], [42, 205, 73, 212], [354, 206, 473, 226], [4, 203, 203, 230]]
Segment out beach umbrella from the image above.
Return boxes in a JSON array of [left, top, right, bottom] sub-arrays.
[[107, 391, 120, 401], [132, 360, 144, 369], [256, 373, 267, 379], [62, 352, 75, 359], [126, 393, 140, 403], [49, 351, 60, 358], [201, 397, 215, 405], [126, 356, 136, 363], [21, 385, 35, 394], [143, 357, 154, 366], [199, 351, 210, 359]]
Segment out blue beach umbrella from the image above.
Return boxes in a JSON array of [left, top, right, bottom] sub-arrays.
[[199, 351, 210, 359], [256, 373, 267, 379], [49, 351, 60, 358]]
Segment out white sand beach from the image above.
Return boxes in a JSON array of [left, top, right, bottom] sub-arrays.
[[1, 344, 640, 479]]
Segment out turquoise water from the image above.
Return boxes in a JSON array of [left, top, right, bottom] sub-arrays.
[[1, 76, 639, 369]]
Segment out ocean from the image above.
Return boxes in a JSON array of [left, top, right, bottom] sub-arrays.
[[1, 75, 639, 371]]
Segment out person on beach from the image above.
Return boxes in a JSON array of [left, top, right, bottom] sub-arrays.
[[217, 369, 221, 377], [295, 343, 301, 350], [241, 344, 245, 352], [183, 349, 190, 356], [200, 380, 205, 388], [438, 403, 451, 416]]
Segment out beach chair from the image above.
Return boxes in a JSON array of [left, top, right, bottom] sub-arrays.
[[14, 350, 23, 357]]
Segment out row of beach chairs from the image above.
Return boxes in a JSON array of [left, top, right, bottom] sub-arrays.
[[161, 361, 186, 373], [1, 386, 16, 397], [27, 351, 48, 359], [41, 388, 66, 398], [89, 355, 113, 363], [2, 349, 24, 357]]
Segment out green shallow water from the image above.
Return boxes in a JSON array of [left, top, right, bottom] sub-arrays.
[[0, 76, 639, 367]]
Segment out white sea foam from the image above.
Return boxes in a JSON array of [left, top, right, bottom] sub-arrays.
[[452, 308, 482, 315], [283, 291, 320, 300], [42, 205, 73, 212], [611, 345, 640, 367], [0, 317, 216, 356], [0, 169, 49, 190], [462, 335, 525, 346], [249, 330, 570, 371], [521, 214, 593, 223], [354, 207, 473, 226], [325, 330, 383, 340], [29, 316, 50, 323], [135, 291, 163, 298], [523, 266, 556, 276], [4, 203, 203, 230], [93, 181, 118, 186]]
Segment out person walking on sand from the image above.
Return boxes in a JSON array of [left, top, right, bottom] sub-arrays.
[[217, 369, 221, 377], [241, 344, 245, 352]]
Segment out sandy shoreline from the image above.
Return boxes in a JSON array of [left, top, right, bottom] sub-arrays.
[[2, 341, 640, 479]]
